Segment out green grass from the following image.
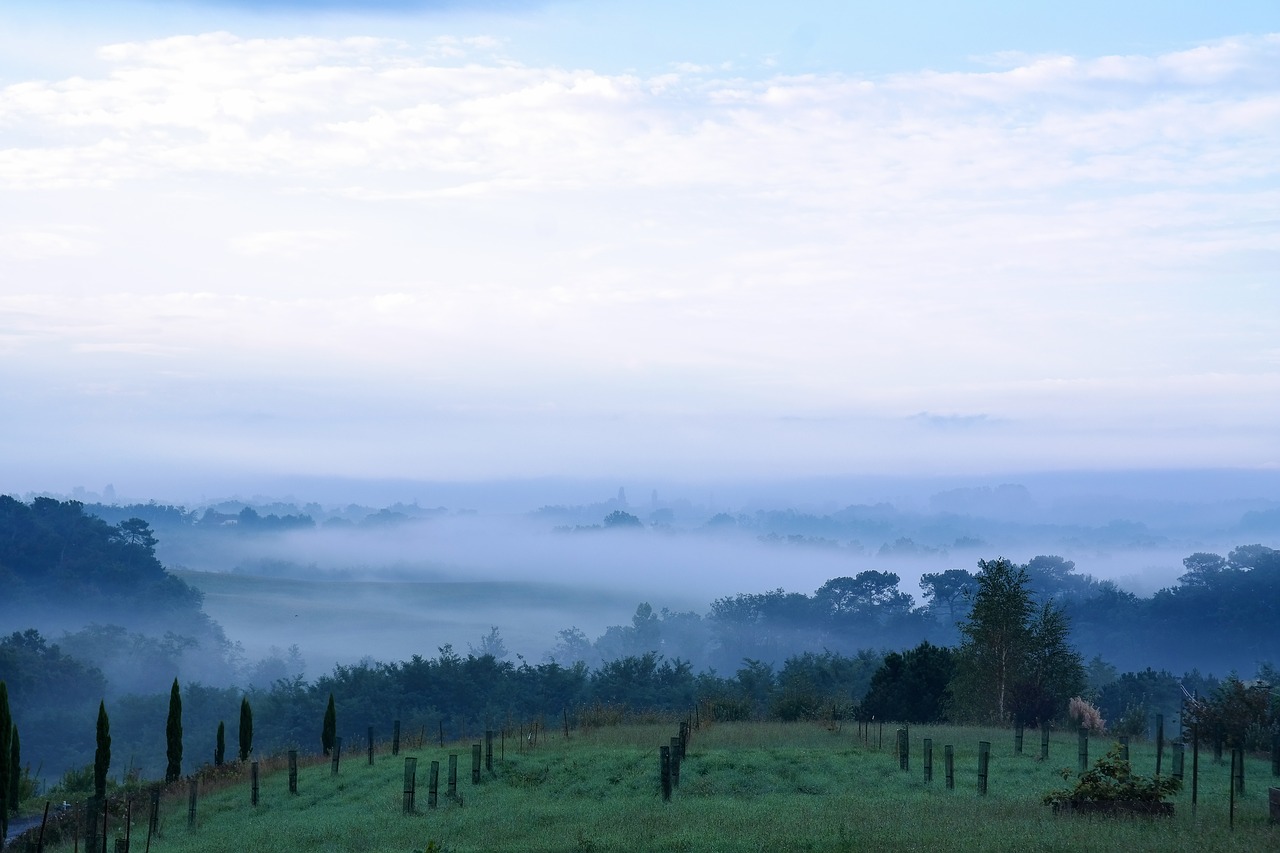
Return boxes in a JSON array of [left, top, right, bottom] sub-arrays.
[[42, 723, 1280, 852]]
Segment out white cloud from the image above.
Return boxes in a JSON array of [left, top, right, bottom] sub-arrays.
[[1, 30, 1277, 479]]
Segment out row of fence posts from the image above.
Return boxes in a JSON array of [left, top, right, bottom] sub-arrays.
[[893, 714, 1280, 824], [659, 719, 691, 802], [399, 729, 499, 814]]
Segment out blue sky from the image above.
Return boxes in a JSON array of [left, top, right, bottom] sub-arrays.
[[1, 1, 1278, 497]]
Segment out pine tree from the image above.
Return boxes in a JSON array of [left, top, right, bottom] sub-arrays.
[[94, 701, 111, 801], [322, 693, 336, 756], [238, 698, 253, 762], [0, 682, 10, 842], [215, 721, 225, 767], [165, 679, 183, 783]]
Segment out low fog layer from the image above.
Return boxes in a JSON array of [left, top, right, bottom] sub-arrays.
[[47, 469, 1280, 672]]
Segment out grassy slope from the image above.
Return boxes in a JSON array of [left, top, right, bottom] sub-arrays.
[[45, 723, 1279, 852]]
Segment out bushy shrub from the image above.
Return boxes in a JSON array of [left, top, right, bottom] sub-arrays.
[[1044, 745, 1180, 812]]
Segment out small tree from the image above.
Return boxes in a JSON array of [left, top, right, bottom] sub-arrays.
[[214, 721, 225, 767], [165, 678, 183, 783], [238, 698, 253, 762], [94, 701, 111, 801], [322, 694, 336, 756]]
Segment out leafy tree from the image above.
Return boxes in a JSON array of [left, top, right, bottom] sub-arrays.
[[165, 679, 182, 783], [860, 641, 955, 723], [919, 569, 977, 626], [1008, 603, 1085, 726], [322, 693, 336, 756], [238, 697, 253, 762], [0, 682, 9, 841], [952, 558, 1035, 722], [950, 558, 1083, 725], [1179, 552, 1227, 587], [468, 627, 509, 661], [214, 721, 225, 767], [94, 701, 110, 801], [602, 510, 642, 528]]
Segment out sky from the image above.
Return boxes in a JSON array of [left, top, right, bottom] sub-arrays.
[[2, 1, 1278, 499]]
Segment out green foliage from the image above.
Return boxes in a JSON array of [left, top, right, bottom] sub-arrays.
[[951, 557, 1083, 725], [238, 697, 253, 762], [860, 640, 955, 723], [94, 700, 111, 800], [166, 678, 183, 782], [1043, 744, 1181, 807], [1184, 674, 1276, 751]]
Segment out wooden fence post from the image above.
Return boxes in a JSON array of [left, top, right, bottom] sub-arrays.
[[978, 741, 991, 795], [670, 737, 681, 788], [1272, 733, 1280, 777], [187, 780, 197, 830], [403, 757, 417, 814], [428, 760, 439, 809], [1230, 748, 1237, 830], [251, 761, 259, 806], [1040, 726, 1049, 761], [288, 750, 298, 794], [1155, 714, 1164, 776], [486, 730, 494, 773], [1172, 742, 1184, 780], [660, 745, 672, 802], [1233, 746, 1245, 794], [944, 745, 954, 790], [897, 729, 907, 771], [1118, 735, 1129, 764], [368, 726, 375, 766], [472, 744, 482, 784], [1014, 724, 1023, 755], [1077, 728, 1088, 775], [447, 754, 458, 800], [148, 785, 160, 839], [332, 736, 342, 775], [393, 720, 401, 757], [1191, 724, 1199, 814], [923, 738, 933, 783]]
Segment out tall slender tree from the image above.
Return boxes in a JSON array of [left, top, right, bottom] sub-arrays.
[[165, 679, 183, 783], [214, 721, 225, 767], [951, 557, 1034, 722], [94, 701, 111, 801], [0, 682, 10, 842], [8, 727, 19, 816], [238, 698, 253, 762], [322, 693, 336, 756]]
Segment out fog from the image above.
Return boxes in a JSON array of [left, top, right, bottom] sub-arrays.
[[72, 467, 1273, 674]]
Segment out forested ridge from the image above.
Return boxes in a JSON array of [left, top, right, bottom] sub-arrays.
[[0, 496, 1276, 793]]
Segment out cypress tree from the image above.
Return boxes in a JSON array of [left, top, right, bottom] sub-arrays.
[[322, 693, 336, 756], [8, 727, 18, 816], [238, 698, 253, 762], [165, 679, 182, 783], [215, 721, 225, 767], [94, 701, 111, 801], [0, 682, 10, 842]]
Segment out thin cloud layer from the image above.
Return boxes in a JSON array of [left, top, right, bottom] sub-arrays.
[[1, 31, 1278, 485]]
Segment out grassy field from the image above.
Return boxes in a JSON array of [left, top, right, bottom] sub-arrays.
[[34, 721, 1280, 852]]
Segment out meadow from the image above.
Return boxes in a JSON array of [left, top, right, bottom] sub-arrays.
[[31, 720, 1278, 853]]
